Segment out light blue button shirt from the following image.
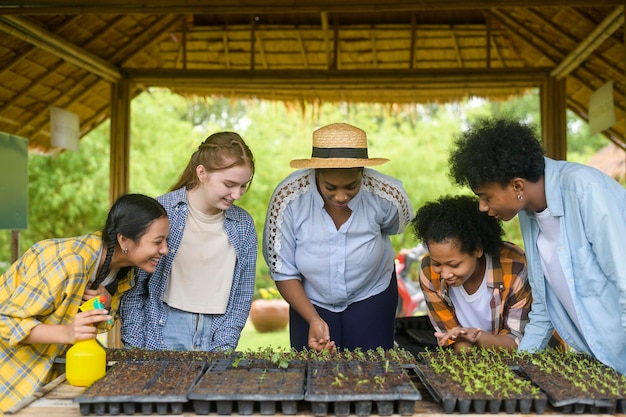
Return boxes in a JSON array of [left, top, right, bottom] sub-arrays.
[[518, 157, 626, 375], [263, 168, 414, 312]]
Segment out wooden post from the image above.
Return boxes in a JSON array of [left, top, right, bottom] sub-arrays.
[[11, 230, 20, 263], [540, 76, 568, 160], [107, 76, 131, 348]]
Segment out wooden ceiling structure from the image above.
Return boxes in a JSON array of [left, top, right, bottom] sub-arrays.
[[1, 1, 625, 201]]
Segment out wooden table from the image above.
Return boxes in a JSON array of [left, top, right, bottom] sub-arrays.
[[9, 375, 624, 417]]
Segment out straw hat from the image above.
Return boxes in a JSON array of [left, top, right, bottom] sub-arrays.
[[290, 122, 389, 169]]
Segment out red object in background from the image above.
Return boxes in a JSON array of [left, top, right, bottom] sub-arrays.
[[395, 244, 427, 317]]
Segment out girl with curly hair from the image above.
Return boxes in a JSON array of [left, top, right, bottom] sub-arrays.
[[411, 195, 531, 351]]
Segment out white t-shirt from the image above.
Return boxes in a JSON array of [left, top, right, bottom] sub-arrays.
[[163, 201, 235, 314], [535, 207, 581, 329], [449, 254, 492, 331]]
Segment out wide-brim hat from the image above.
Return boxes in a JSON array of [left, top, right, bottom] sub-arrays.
[[290, 122, 389, 169]]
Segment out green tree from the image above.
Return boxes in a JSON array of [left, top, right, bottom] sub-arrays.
[[0, 90, 614, 278]]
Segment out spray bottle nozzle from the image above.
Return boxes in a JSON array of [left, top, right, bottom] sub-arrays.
[[80, 295, 107, 312], [80, 295, 112, 325]]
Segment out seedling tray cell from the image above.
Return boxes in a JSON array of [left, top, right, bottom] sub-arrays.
[[188, 364, 305, 416], [514, 363, 624, 414], [414, 364, 548, 415], [73, 360, 206, 415], [305, 360, 421, 416]]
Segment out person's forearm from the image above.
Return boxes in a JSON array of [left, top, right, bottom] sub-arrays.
[[23, 324, 72, 345], [275, 280, 320, 324], [475, 331, 517, 350]]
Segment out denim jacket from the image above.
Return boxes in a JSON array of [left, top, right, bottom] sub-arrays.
[[120, 187, 257, 351], [517, 157, 626, 375]]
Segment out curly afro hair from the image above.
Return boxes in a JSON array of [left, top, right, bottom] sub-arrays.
[[411, 195, 504, 257], [448, 116, 545, 189]]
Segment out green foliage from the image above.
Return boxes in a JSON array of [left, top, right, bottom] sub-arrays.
[[0, 90, 614, 281], [0, 124, 111, 268]]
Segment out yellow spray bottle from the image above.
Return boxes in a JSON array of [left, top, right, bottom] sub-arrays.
[[66, 295, 107, 387]]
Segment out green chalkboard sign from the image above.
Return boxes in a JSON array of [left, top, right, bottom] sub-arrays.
[[0, 132, 28, 230]]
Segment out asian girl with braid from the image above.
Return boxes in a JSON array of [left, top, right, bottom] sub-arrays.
[[0, 194, 169, 412], [120, 132, 257, 351]]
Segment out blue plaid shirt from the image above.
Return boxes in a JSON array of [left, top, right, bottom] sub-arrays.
[[119, 187, 257, 351]]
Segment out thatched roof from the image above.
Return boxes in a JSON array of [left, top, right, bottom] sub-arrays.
[[1, 1, 625, 154]]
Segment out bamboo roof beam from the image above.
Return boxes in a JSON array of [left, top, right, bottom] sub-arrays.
[[451, 26, 463, 67], [485, 16, 491, 68], [370, 30, 378, 68], [0, 15, 120, 82], [0, 15, 78, 77], [12, 17, 180, 142], [409, 14, 416, 69], [2, 1, 625, 15], [14, 74, 103, 138], [250, 15, 256, 69], [117, 15, 183, 66], [490, 34, 504, 67], [488, 9, 626, 117], [0, 59, 67, 114], [551, 5, 624, 79], [296, 30, 310, 68], [223, 31, 231, 69], [566, 8, 625, 81], [321, 11, 331, 69], [0, 15, 123, 115], [333, 17, 339, 70], [523, 7, 624, 80], [486, 10, 559, 65], [128, 68, 549, 89], [255, 31, 268, 69]]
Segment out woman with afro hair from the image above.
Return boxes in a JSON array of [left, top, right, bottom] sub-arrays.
[[411, 195, 531, 351]]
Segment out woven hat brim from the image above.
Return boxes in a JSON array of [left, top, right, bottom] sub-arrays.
[[290, 157, 389, 169]]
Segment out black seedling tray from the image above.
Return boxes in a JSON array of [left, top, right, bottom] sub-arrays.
[[188, 361, 305, 415], [73, 360, 206, 415], [305, 360, 421, 417], [514, 365, 625, 414], [414, 364, 548, 415]]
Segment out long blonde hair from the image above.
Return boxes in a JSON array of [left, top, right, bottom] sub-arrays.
[[170, 132, 255, 191]]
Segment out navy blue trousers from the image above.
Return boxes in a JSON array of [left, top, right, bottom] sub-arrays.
[[289, 270, 398, 351]]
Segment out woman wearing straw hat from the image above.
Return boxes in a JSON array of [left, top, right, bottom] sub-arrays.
[[263, 122, 413, 351]]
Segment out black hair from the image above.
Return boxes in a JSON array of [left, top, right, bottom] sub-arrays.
[[448, 116, 545, 189], [411, 195, 504, 257], [90, 194, 167, 291]]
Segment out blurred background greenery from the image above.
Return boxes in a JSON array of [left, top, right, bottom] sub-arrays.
[[238, 320, 290, 351], [0, 89, 615, 351], [0, 89, 610, 279]]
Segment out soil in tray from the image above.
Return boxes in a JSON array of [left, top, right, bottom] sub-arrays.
[[190, 367, 305, 397], [307, 360, 420, 405], [188, 366, 305, 416], [415, 363, 547, 414], [416, 348, 548, 414], [513, 350, 626, 414], [74, 359, 206, 415], [416, 347, 626, 415], [305, 359, 421, 417]]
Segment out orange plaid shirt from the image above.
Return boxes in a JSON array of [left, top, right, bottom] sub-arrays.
[[419, 242, 532, 346]]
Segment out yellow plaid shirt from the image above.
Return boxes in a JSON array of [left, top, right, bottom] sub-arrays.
[[0, 232, 131, 412], [419, 242, 532, 346]]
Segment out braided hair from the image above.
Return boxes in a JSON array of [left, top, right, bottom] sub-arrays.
[[89, 194, 167, 291], [170, 131, 255, 192]]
